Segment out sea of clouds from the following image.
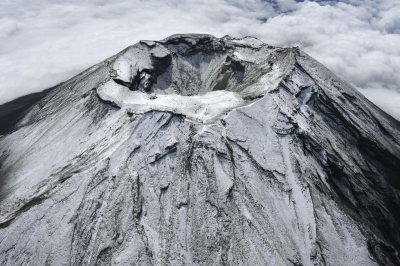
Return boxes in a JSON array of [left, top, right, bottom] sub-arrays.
[[0, 0, 399, 120]]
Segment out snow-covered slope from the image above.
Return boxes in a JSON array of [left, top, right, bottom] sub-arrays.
[[1, 34, 400, 265]]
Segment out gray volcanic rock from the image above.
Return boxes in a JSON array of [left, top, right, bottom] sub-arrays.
[[1, 34, 400, 265]]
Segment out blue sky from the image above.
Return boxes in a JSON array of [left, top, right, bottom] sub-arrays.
[[0, 0, 399, 120]]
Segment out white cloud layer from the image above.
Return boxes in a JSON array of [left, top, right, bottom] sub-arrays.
[[0, 0, 399, 120]]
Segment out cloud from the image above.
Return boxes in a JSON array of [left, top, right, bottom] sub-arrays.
[[359, 87, 400, 121], [0, 0, 399, 120]]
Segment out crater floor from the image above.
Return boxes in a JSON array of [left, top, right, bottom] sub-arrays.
[[98, 34, 295, 123]]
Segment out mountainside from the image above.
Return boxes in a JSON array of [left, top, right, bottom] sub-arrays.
[[1, 34, 400, 266]]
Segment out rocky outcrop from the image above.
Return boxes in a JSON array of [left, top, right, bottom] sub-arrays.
[[0, 34, 399, 265]]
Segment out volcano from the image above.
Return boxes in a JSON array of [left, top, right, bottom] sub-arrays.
[[1, 34, 400, 265]]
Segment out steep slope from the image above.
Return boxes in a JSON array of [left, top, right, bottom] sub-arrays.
[[0, 34, 400, 266], [0, 86, 56, 136]]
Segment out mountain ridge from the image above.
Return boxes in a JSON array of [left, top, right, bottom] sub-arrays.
[[0, 34, 399, 265]]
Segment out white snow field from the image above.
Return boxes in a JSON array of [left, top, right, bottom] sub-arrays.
[[0, 34, 400, 266]]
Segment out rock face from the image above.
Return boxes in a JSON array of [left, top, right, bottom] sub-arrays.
[[1, 34, 400, 266]]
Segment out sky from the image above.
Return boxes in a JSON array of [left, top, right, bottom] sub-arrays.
[[0, 0, 399, 120]]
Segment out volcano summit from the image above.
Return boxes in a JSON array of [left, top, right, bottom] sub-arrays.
[[0, 34, 400, 266]]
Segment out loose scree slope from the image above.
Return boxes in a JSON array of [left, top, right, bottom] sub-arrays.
[[1, 34, 400, 266]]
